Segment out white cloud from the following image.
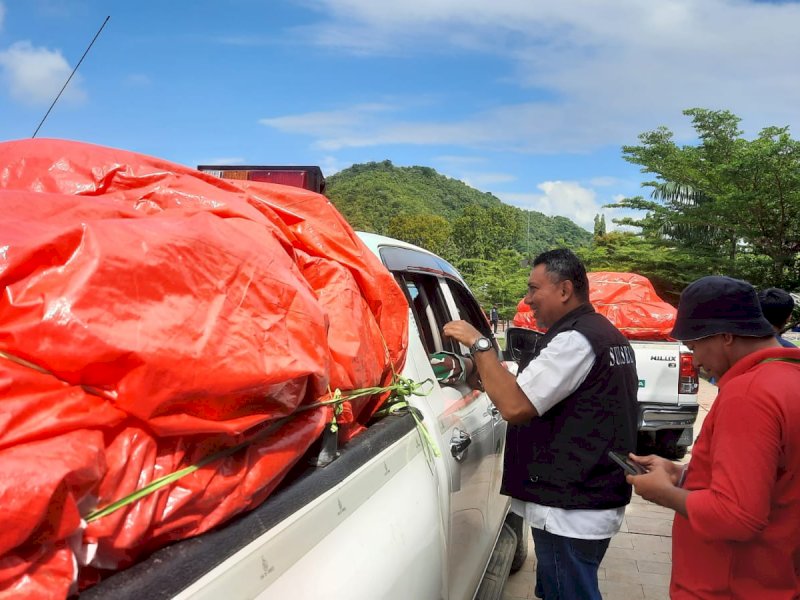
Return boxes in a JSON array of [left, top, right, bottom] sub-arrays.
[[500, 180, 630, 232], [259, 103, 406, 149], [260, 101, 611, 152], [260, 103, 394, 130], [0, 41, 87, 106], [259, 102, 519, 151], [318, 155, 346, 176], [273, 0, 800, 152], [0, 3, 5, 29], [123, 73, 151, 87], [589, 176, 618, 187], [502, 181, 601, 231]]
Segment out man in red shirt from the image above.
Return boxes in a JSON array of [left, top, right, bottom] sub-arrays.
[[628, 276, 800, 599]]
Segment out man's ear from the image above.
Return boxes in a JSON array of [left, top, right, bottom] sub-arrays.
[[561, 279, 574, 301]]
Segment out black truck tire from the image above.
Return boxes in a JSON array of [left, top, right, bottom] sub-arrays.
[[656, 429, 688, 460], [506, 512, 529, 573]]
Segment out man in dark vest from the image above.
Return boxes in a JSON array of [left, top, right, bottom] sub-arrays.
[[444, 249, 639, 600]]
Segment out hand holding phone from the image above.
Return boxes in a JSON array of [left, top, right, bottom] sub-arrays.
[[608, 450, 646, 476]]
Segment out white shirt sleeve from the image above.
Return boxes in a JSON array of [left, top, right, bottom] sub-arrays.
[[516, 330, 595, 416]]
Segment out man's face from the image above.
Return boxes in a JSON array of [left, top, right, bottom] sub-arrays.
[[524, 264, 566, 329], [684, 335, 733, 380]]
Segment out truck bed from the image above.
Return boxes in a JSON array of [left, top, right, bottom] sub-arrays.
[[82, 413, 416, 599]]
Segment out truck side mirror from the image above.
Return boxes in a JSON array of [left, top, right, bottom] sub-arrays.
[[503, 326, 544, 362]]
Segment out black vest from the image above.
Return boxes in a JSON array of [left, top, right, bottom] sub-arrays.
[[501, 303, 639, 509]]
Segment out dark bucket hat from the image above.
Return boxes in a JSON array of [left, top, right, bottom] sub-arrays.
[[671, 276, 775, 341]]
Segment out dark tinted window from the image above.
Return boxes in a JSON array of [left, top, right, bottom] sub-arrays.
[[446, 279, 494, 356], [395, 273, 457, 355]]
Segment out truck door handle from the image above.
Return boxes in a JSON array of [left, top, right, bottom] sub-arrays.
[[450, 429, 472, 460]]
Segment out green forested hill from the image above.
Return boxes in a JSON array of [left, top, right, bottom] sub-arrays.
[[326, 160, 499, 231], [325, 160, 592, 315], [326, 160, 592, 260]]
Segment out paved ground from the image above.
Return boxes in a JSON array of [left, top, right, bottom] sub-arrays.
[[502, 378, 718, 600]]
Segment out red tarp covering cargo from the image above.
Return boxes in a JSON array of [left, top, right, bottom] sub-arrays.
[[0, 139, 408, 599], [512, 272, 676, 340]]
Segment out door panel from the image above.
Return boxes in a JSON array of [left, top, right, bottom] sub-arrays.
[[395, 271, 496, 600], [442, 279, 509, 548]]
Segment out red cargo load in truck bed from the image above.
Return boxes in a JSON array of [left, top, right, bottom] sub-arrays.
[[513, 271, 676, 340], [0, 140, 405, 598]]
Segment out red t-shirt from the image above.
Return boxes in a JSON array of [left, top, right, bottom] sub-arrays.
[[671, 347, 800, 599]]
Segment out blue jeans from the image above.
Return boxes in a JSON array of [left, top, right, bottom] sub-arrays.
[[532, 527, 610, 600]]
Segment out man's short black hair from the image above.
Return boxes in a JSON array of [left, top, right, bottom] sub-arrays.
[[757, 287, 795, 329], [532, 248, 590, 302]]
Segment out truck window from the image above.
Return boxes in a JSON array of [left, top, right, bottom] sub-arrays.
[[446, 279, 494, 356], [396, 273, 458, 355]]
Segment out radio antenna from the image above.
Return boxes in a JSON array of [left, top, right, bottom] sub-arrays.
[[32, 15, 110, 138]]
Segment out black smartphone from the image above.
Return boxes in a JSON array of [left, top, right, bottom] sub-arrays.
[[608, 450, 646, 476]]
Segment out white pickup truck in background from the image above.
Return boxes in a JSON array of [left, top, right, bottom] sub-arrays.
[[629, 340, 699, 459], [84, 233, 526, 600], [505, 330, 699, 459]]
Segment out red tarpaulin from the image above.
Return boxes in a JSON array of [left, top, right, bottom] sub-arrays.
[[512, 271, 676, 340], [0, 139, 408, 598]]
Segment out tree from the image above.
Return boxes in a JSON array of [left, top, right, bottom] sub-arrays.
[[386, 213, 455, 258], [456, 249, 530, 316], [450, 204, 524, 262], [611, 108, 800, 290], [593, 214, 607, 238]]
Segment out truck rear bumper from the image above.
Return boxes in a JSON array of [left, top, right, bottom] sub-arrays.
[[638, 404, 698, 431]]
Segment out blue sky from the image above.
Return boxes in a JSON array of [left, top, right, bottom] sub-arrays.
[[2, 0, 800, 231]]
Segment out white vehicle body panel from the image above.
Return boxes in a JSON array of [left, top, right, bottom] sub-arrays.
[[631, 340, 698, 407], [631, 341, 681, 405], [175, 425, 443, 600]]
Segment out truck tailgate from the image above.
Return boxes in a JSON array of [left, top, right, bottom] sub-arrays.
[[631, 341, 680, 405]]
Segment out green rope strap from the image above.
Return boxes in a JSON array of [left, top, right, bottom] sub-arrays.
[[373, 398, 441, 461], [85, 415, 291, 523], [0, 349, 115, 400], [85, 374, 437, 523], [3, 336, 442, 522], [372, 374, 440, 459], [0, 349, 50, 374]]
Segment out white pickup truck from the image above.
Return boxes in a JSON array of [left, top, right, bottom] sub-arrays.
[[630, 341, 699, 459], [83, 233, 525, 600]]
